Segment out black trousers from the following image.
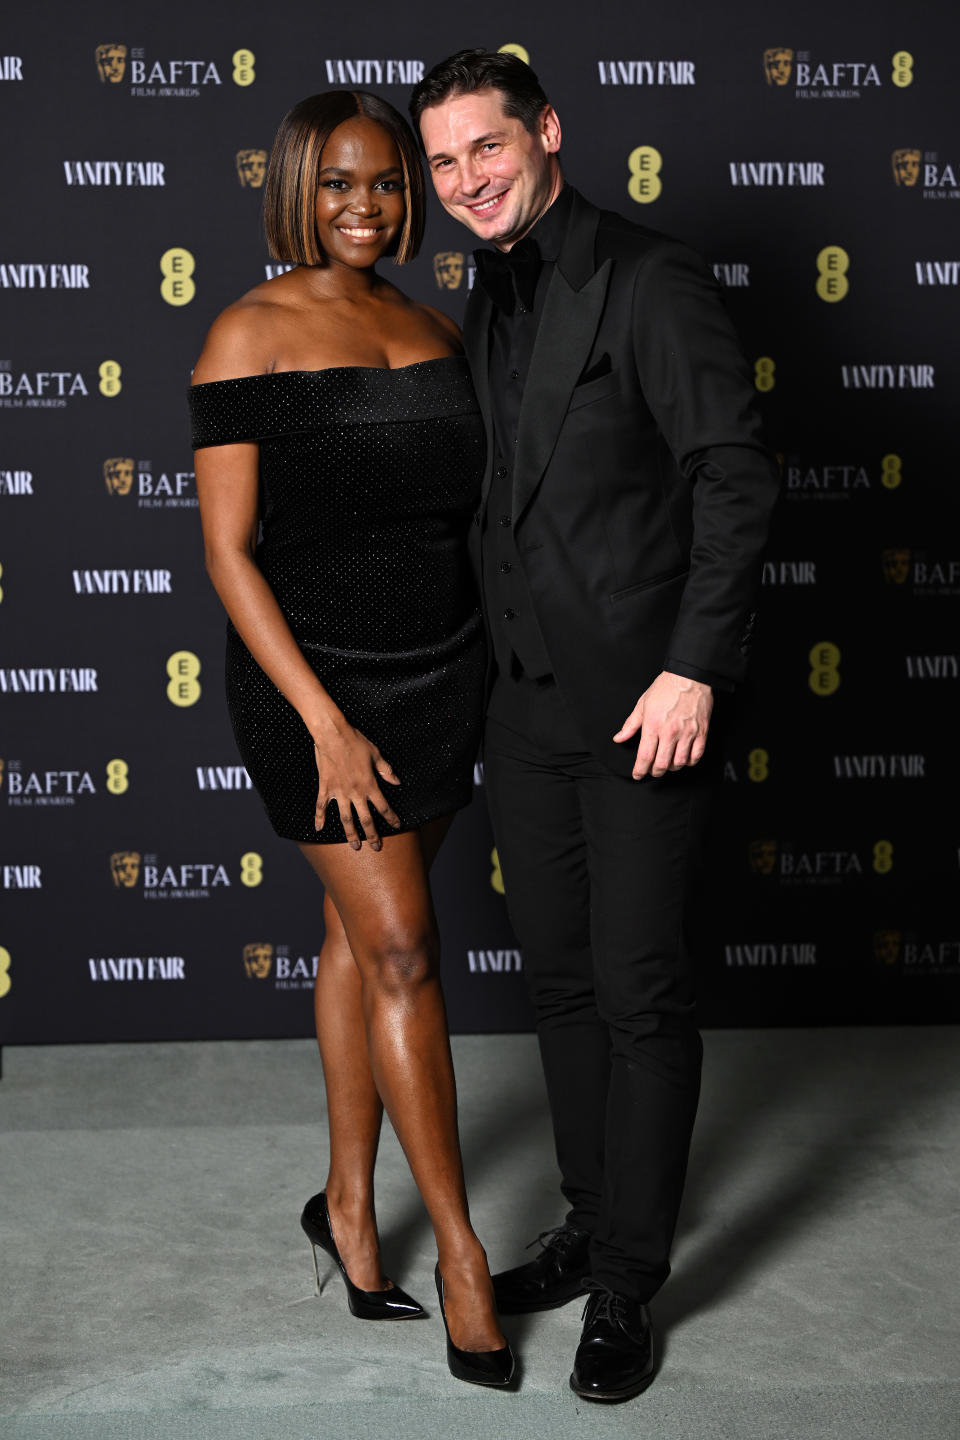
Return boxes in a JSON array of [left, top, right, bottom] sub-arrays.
[[484, 670, 715, 1302]]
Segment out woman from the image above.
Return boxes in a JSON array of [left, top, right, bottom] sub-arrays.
[[188, 91, 512, 1389]]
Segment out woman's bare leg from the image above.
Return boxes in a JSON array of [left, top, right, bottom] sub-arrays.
[[300, 824, 504, 1352], [305, 817, 454, 1294], [311, 891, 385, 1291]]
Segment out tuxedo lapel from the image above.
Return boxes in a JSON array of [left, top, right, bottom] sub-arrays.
[[462, 286, 495, 506], [513, 195, 610, 524]]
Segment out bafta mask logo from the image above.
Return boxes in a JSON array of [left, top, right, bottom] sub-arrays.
[[95, 44, 128, 84], [109, 851, 141, 888], [891, 148, 921, 188], [873, 930, 902, 966], [103, 457, 134, 496], [763, 47, 794, 86], [236, 148, 267, 189], [749, 839, 777, 876], [433, 251, 465, 290], [243, 942, 273, 979], [881, 547, 911, 585]]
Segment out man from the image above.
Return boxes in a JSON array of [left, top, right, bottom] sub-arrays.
[[412, 51, 779, 1402]]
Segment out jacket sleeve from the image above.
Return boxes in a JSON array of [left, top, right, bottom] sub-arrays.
[[630, 241, 780, 686]]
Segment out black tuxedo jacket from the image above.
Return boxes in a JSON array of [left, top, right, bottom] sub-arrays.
[[464, 186, 781, 777]]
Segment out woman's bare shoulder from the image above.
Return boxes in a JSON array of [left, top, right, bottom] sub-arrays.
[[190, 274, 304, 385], [415, 301, 463, 350]]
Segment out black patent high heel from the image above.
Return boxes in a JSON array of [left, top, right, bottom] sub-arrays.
[[435, 1265, 516, 1387], [300, 1191, 425, 1320]]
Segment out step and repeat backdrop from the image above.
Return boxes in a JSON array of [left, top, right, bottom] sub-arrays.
[[1, 2, 957, 1045]]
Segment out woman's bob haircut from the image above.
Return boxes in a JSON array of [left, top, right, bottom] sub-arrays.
[[264, 90, 425, 267]]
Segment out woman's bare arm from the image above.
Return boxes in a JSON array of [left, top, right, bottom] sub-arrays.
[[192, 307, 400, 846]]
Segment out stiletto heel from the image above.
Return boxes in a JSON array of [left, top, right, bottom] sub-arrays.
[[300, 1191, 425, 1320], [435, 1265, 515, 1388], [307, 1238, 336, 1296]]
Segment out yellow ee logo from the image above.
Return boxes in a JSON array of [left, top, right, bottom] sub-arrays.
[[873, 840, 894, 874], [233, 49, 255, 85], [498, 43, 530, 65], [816, 246, 850, 302], [99, 360, 122, 397], [490, 847, 505, 895], [754, 356, 775, 392], [166, 650, 201, 706], [628, 146, 662, 204], [240, 852, 263, 887], [892, 51, 913, 88], [809, 641, 841, 696], [106, 758, 129, 795], [160, 248, 195, 306], [0, 945, 10, 998], [881, 454, 903, 490], [748, 748, 770, 782]]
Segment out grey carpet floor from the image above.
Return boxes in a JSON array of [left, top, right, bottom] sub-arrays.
[[1, 1029, 957, 1440]]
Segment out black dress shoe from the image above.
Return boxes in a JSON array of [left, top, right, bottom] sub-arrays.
[[492, 1223, 591, 1314], [435, 1266, 516, 1388], [569, 1285, 655, 1403], [300, 1192, 425, 1320]]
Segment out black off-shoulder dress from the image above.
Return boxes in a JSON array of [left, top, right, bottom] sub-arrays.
[[188, 358, 486, 844]]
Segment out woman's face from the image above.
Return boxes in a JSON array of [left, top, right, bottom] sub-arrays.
[[314, 116, 406, 268]]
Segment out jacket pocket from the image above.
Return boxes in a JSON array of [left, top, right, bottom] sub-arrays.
[[609, 566, 689, 603], [567, 369, 621, 411]]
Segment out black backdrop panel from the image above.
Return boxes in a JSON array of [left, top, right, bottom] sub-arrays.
[[1, 1, 957, 1042]]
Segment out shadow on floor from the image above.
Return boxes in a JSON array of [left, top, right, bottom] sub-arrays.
[[656, 1029, 960, 1345]]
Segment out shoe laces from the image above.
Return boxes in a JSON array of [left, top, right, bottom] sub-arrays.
[[581, 1279, 628, 1325], [527, 1224, 585, 1257]]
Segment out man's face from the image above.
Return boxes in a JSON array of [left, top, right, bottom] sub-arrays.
[[419, 88, 562, 251], [893, 149, 920, 187], [763, 48, 793, 86], [104, 457, 134, 495], [236, 149, 267, 188], [97, 45, 127, 83]]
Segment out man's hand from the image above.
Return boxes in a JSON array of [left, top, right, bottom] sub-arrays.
[[613, 671, 713, 779]]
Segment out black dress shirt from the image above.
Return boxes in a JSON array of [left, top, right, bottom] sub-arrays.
[[478, 186, 575, 680]]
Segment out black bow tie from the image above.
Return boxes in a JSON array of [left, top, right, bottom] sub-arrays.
[[474, 237, 541, 314]]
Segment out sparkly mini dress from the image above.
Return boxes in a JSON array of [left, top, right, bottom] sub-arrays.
[[188, 358, 485, 843]]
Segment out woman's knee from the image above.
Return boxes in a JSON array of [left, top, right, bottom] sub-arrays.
[[364, 924, 440, 993]]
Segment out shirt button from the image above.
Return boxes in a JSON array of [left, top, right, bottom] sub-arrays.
[[503, 607, 517, 621], [499, 514, 511, 528], [500, 561, 512, 574], [496, 465, 508, 479], [510, 369, 520, 380]]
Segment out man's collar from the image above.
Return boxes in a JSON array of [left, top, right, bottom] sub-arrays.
[[472, 184, 573, 312], [522, 182, 573, 262], [473, 182, 572, 268]]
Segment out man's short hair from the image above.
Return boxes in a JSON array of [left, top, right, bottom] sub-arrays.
[[410, 48, 551, 142], [263, 90, 425, 267]]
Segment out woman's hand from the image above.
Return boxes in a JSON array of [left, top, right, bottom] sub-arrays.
[[311, 717, 402, 851]]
